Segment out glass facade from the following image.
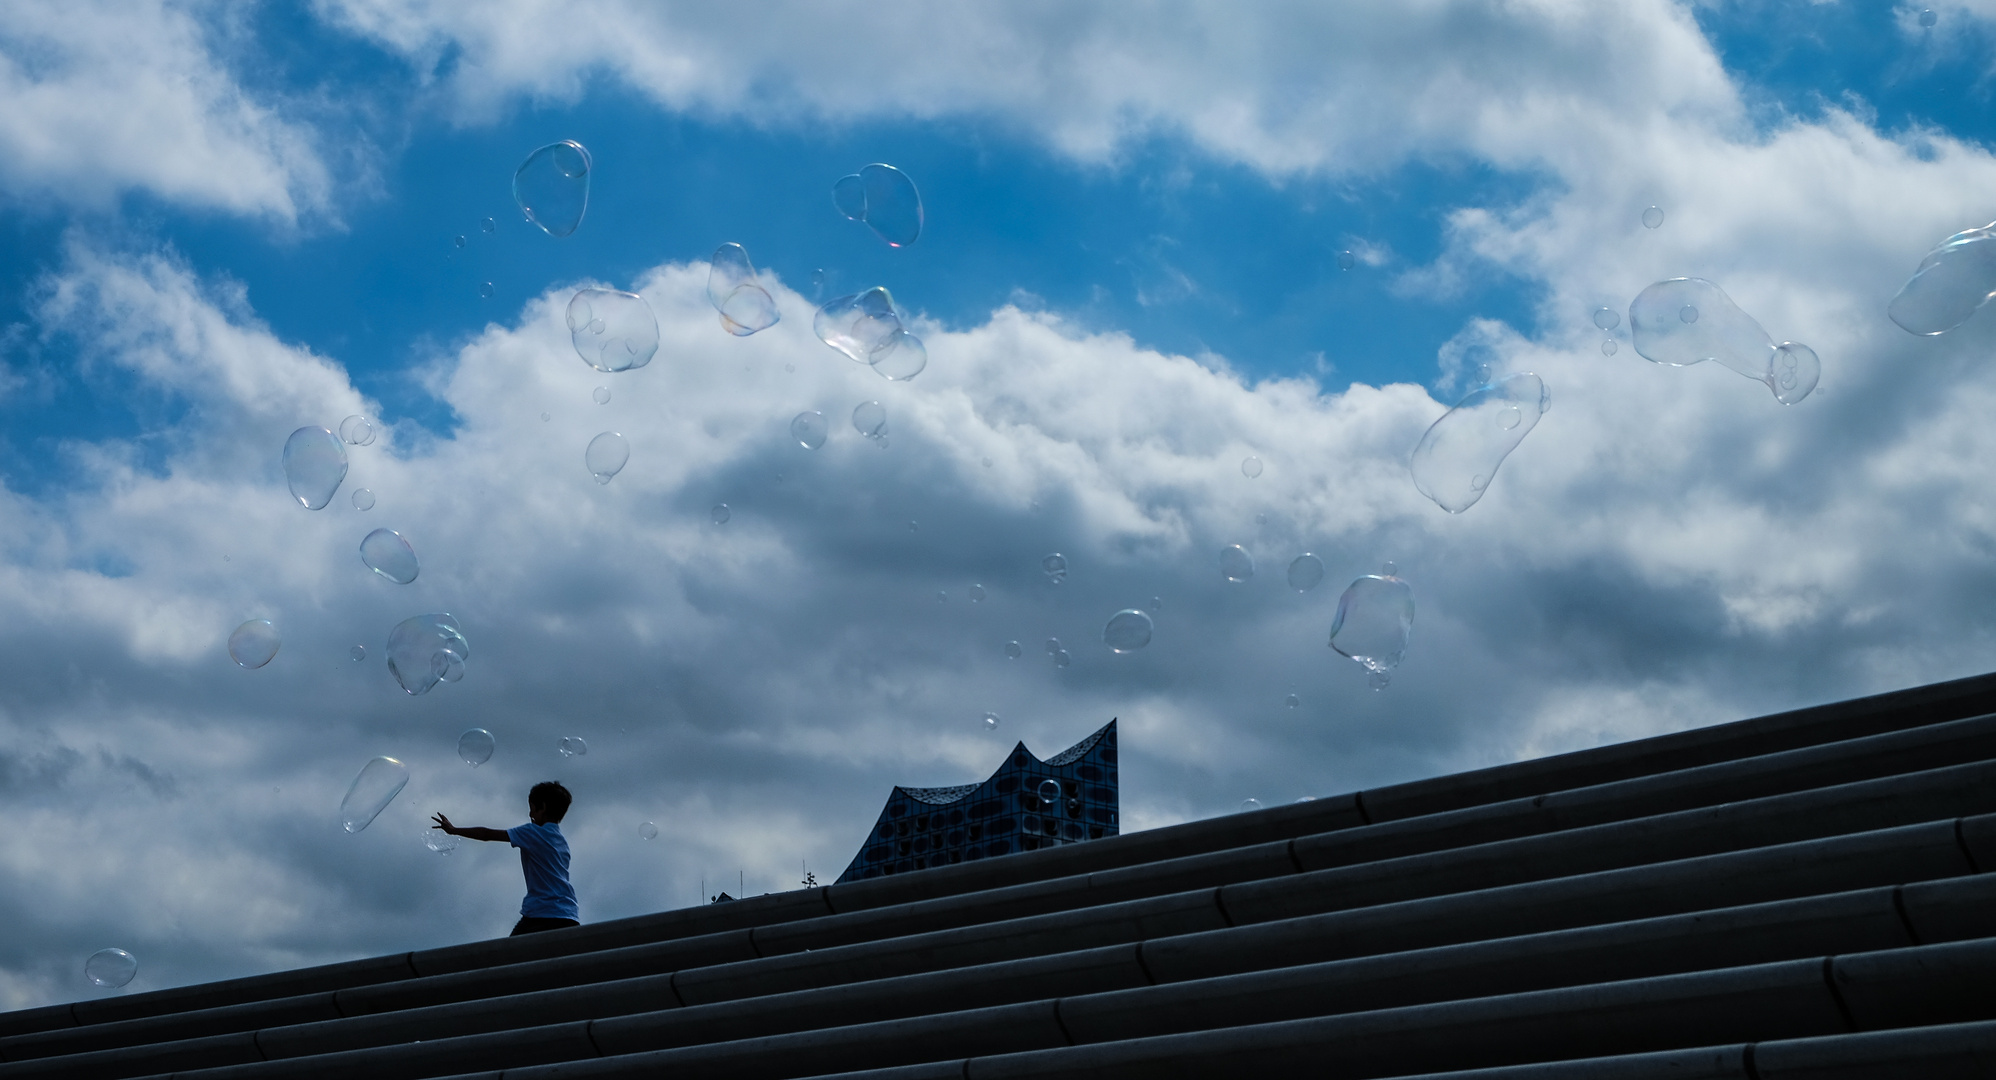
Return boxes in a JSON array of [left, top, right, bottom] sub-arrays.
[[836, 720, 1119, 882]]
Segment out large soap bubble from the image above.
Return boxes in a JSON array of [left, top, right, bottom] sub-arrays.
[[339, 756, 408, 833], [1629, 279, 1819, 405], [85, 948, 138, 988], [228, 619, 281, 669], [458, 728, 495, 767], [1888, 222, 1996, 336], [387, 613, 469, 696], [706, 244, 780, 336], [513, 141, 591, 237], [1329, 568, 1415, 689], [1409, 371, 1550, 513], [359, 528, 419, 584], [832, 163, 923, 247], [790, 411, 827, 450], [566, 289, 659, 372], [814, 289, 927, 381], [585, 432, 630, 484], [282, 427, 347, 510], [1103, 610, 1154, 653]]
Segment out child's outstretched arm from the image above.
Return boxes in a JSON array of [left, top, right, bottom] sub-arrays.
[[432, 812, 509, 843]]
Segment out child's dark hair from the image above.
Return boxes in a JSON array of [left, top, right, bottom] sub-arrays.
[[529, 781, 573, 823]]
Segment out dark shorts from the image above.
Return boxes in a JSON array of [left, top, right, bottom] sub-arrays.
[[510, 916, 580, 936]]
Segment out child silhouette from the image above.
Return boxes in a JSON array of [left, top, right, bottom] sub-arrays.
[[433, 781, 579, 936]]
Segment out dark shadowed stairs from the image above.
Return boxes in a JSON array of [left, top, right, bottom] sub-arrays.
[[8, 674, 1996, 1079]]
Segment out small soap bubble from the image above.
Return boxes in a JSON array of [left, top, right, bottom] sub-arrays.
[[1241, 456, 1263, 478], [869, 329, 928, 381], [640, 822, 658, 840], [1284, 694, 1300, 709], [1052, 649, 1072, 668], [1004, 641, 1023, 659], [1038, 779, 1061, 802], [1410, 372, 1550, 513], [282, 426, 347, 510], [350, 645, 366, 662], [1103, 609, 1154, 652], [1592, 307, 1620, 331], [1287, 553, 1325, 592], [707, 243, 781, 336], [1601, 339, 1618, 356], [1890, 220, 1996, 336], [970, 584, 986, 602], [937, 590, 947, 602], [712, 504, 731, 525], [593, 386, 611, 405], [457, 728, 494, 767], [513, 140, 591, 237], [339, 415, 378, 446], [1329, 572, 1416, 686], [852, 400, 887, 439], [791, 411, 828, 450], [478, 282, 494, 299], [1679, 304, 1698, 324], [1240, 798, 1263, 813], [360, 528, 419, 584], [1220, 544, 1254, 582], [1769, 343, 1821, 405], [983, 712, 1000, 730], [566, 289, 659, 372], [558, 736, 589, 758], [810, 268, 826, 293], [85, 949, 138, 989], [541, 412, 551, 422], [431, 648, 464, 683], [424, 827, 459, 855], [1642, 206, 1665, 229], [387, 613, 469, 696], [586, 432, 630, 484], [1338, 250, 1356, 271], [831, 163, 924, 247], [339, 756, 408, 834], [229, 619, 281, 669], [1381, 562, 1397, 576], [1631, 278, 1817, 403], [453, 235, 465, 249], [816, 289, 928, 381], [1046, 637, 1063, 655], [481, 217, 496, 234], [351, 488, 375, 511], [1921, 7, 1937, 27], [908, 520, 919, 532], [1042, 553, 1068, 582]]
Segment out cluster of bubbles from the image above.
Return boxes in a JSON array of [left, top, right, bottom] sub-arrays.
[[706, 244, 781, 336], [814, 288, 928, 381], [423, 827, 459, 855], [566, 289, 659, 374], [386, 614, 469, 697], [832, 163, 924, 248], [1629, 279, 1819, 405], [1045, 637, 1073, 668]]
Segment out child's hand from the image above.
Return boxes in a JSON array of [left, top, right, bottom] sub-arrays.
[[432, 812, 455, 834]]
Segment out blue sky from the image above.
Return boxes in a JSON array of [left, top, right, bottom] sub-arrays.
[[7, 0, 1996, 1008]]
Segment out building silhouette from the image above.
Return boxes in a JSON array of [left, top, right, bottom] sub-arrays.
[[836, 719, 1118, 882]]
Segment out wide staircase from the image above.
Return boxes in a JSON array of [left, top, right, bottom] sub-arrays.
[[7, 675, 1996, 1079]]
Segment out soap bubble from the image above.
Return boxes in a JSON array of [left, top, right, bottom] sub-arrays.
[[1220, 545, 1254, 582], [424, 827, 459, 855], [1592, 308, 1620, 331], [566, 289, 659, 372], [853, 400, 887, 439], [541, 412, 551, 422], [869, 329, 928, 381], [586, 432, 630, 484], [558, 736, 589, 758], [282, 427, 347, 510], [481, 217, 496, 234], [458, 728, 494, 767], [1053, 649, 1072, 667], [228, 620, 281, 669], [970, 584, 986, 602], [339, 756, 408, 834], [1601, 340, 1618, 357], [711, 504, 731, 524], [478, 282, 494, 299], [1329, 570, 1415, 686], [1042, 553, 1068, 582], [1004, 641, 1023, 659], [453, 235, 465, 249], [387, 613, 469, 696], [983, 712, 1000, 730], [831, 163, 923, 247], [706, 243, 781, 336], [350, 645, 366, 662], [816, 289, 928, 380], [640, 822, 658, 840], [85, 949, 137, 989], [1410, 371, 1550, 513], [513, 140, 591, 237], [1046, 637, 1063, 655], [1338, 250, 1356, 271], [1284, 694, 1300, 709], [339, 415, 378, 446], [1889, 221, 1996, 336], [1103, 609, 1154, 652], [1240, 798, 1262, 812], [791, 411, 828, 450], [1921, 7, 1937, 26], [592, 386, 610, 405], [1038, 779, 1061, 802], [432, 647, 465, 683], [1630, 278, 1819, 404], [1287, 554, 1325, 592], [352, 489, 375, 511], [1241, 456, 1263, 478], [360, 528, 419, 584], [1642, 206, 1664, 229]]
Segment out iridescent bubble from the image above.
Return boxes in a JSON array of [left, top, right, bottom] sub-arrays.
[[350, 645, 366, 662], [586, 432, 630, 484], [359, 528, 419, 584], [1103, 609, 1154, 652], [282, 427, 347, 510], [387, 613, 469, 696], [228, 619, 281, 669], [424, 827, 459, 855], [339, 415, 378, 446], [1004, 641, 1023, 659], [815, 289, 928, 380], [478, 282, 494, 299], [1889, 221, 1996, 336], [1338, 250, 1356, 271], [481, 217, 496, 234], [566, 289, 659, 372], [640, 822, 658, 840], [853, 400, 887, 439], [1242, 456, 1263, 478], [982, 712, 1000, 730], [340, 756, 408, 834], [1592, 307, 1620, 331], [457, 728, 494, 767], [593, 386, 610, 405], [711, 504, 731, 524], [1042, 553, 1068, 582], [1220, 544, 1254, 582], [351, 489, 375, 511], [1037, 779, 1061, 802], [1287, 553, 1325, 592], [1240, 798, 1262, 812], [85, 949, 137, 989], [1329, 569, 1415, 688], [1921, 7, 1937, 27], [1601, 340, 1618, 357], [706, 243, 781, 336], [513, 140, 591, 238], [1409, 371, 1550, 513], [1630, 278, 1819, 404], [558, 736, 589, 758], [831, 163, 923, 247], [785, 411, 827, 450], [969, 584, 986, 602], [1284, 694, 1300, 709], [1642, 206, 1665, 229]]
